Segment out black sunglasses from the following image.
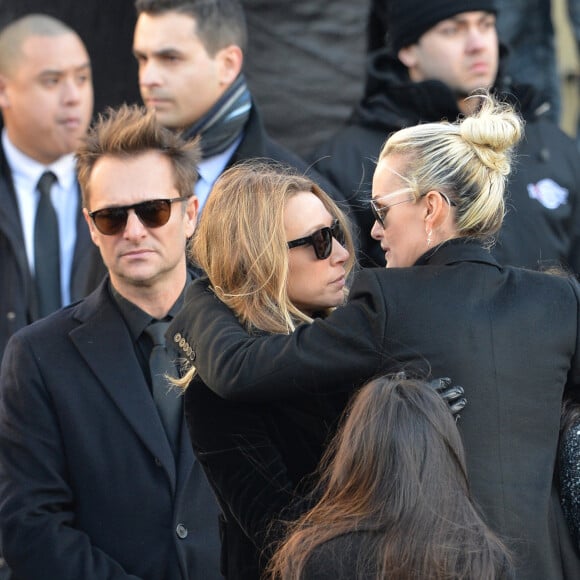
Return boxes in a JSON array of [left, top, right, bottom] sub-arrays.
[[88, 197, 190, 235], [287, 219, 345, 260]]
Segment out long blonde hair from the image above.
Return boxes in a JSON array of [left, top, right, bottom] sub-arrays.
[[190, 160, 354, 335]]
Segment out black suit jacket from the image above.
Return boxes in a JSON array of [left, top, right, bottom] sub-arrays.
[[0, 279, 222, 580], [183, 374, 347, 579], [171, 239, 580, 580], [0, 144, 106, 364]]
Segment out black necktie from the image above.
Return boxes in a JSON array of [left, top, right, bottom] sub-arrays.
[[34, 171, 61, 318], [144, 321, 181, 454]]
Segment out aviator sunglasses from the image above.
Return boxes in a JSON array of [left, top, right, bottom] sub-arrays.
[[88, 197, 190, 235], [287, 219, 345, 260], [370, 191, 456, 228]]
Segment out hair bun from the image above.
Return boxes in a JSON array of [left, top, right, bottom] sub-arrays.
[[459, 96, 524, 175]]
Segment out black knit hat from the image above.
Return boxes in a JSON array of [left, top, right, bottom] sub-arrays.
[[389, 0, 497, 53]]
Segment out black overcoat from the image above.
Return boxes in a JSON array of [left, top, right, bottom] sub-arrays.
[[0, 279, 222, 580], [171, 239, 580, 579]]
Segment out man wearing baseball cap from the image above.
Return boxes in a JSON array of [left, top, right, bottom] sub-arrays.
[[312, 0, 580, 279]]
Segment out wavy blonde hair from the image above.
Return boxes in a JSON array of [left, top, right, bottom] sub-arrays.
[[174, 162, 355, 388], [379, 93, 523, 242], [191, 160, 355, 335]]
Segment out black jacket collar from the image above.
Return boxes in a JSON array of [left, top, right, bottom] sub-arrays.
[[413, 237, 502, 268]]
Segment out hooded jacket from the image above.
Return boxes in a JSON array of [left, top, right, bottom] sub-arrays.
[[311, 49, 580, 272]]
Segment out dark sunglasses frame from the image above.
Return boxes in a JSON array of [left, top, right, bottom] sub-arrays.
[[88, 197, 190, 235], [370, 191, 457, 228], [287, 219, 345, 260]]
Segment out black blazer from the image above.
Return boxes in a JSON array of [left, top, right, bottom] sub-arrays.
[[0, 279, 222, 580], [0, 145, 106, 363], [300, 531, 388, 580], [184, 367, 347, 579], [170, 239, 580, 580]]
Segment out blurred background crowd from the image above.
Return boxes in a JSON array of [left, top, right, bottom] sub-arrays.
[[2, 0, 580, 155]]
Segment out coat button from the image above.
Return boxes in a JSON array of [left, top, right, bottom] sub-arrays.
[[173, 333, 182, 343], [176, 523, 188, 539], [6, 311, 15, 321], [154, 457, 162, 466]]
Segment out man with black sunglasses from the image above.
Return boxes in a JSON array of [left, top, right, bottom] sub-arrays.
[[0, 104, 222, 579]]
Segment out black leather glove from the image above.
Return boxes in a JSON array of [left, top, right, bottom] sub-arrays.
[[429, 377, 466, 420]]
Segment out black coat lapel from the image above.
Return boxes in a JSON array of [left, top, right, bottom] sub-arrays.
[[70, 282, 178, 489]]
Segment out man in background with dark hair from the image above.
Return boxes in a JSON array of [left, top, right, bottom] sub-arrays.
[[133, 0, 344, 212]]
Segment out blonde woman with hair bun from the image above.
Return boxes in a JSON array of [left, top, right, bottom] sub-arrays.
[[371, 93, 522, 266], [170, 93, 580, 578]]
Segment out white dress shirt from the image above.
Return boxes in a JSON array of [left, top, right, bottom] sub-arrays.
[[195, 136, 242, 212], [3, 129, 79, 306]]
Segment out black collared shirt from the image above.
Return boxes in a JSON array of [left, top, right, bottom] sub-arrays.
[[109, 280, 188, 390]]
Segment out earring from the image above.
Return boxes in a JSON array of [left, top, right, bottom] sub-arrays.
[[426, 229, 433, 248]]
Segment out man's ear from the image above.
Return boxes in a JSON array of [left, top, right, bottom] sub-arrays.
[[82, 207, 101, 247], [397, 45, 417, 69], [0, 75, 10, 108], [184, 195, 199, 239], [217, 44, 243, 86]]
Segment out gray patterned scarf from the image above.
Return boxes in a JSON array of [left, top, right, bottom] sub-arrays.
[[182, 73, 251, 158]]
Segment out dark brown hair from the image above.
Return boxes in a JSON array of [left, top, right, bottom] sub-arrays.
[[269, 375, 512, 579], [134, 0, 247, 54]]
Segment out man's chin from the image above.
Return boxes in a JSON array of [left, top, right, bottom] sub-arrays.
[[143, 106, 180, 131], [458, 80, 495, 99], [455, 87, 488, 100]]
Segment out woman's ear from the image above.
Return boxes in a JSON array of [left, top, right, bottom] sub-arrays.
[[423, 191, 446, 248], [423, 190, 449, 228]]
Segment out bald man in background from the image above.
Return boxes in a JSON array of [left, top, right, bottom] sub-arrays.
[[0, 14, 105, 366], [0, 15, 105, 578]]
